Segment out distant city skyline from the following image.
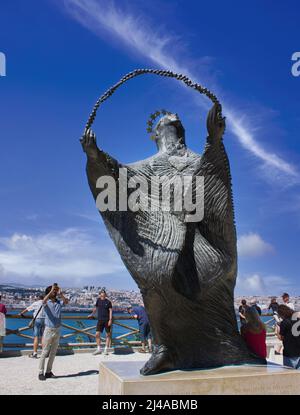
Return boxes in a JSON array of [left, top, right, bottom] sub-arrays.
[[1, 284, 299, 313]]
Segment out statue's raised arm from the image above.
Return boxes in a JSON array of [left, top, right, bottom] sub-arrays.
[[80, 128, 119, 200]]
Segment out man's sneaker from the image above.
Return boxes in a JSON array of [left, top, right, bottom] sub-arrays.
[[29, 353, 38, 359], [93, 349, 102, 355], [103, 349, 109, 355], [45, 371, 56, 379], [38, 373, 46, 381]]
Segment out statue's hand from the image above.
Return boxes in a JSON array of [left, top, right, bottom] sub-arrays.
[[80, 129, 99, 159], [207, 103, 225, 142]]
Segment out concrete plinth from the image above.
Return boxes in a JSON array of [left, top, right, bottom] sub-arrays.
[[98, 361, 300, 395]]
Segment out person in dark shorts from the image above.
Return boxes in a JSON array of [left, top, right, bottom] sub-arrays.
[[89, 290, 112, 355], [127, 305, 152, 353], [277, 304, 300, 369]]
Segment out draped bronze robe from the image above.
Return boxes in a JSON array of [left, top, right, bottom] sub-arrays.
[[84, 135, 265, 374]]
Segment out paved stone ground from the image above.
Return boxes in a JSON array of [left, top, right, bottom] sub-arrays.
[[0, 346, 283, 395], [0, 350, 148, 395]]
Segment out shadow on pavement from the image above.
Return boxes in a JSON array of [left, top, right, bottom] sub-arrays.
[[54, 370, 99, 379], [113, 346, 135, 355]]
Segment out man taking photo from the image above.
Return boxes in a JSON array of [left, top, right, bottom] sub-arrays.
[[38, 283, 69, 381]]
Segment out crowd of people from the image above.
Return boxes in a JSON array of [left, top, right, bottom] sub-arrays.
[[239, 293, 300, 370], [1, 287, 300, 380], [0, 284, 152, 381]]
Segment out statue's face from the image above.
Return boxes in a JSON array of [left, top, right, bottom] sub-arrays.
[[155, 113, 185, 153]]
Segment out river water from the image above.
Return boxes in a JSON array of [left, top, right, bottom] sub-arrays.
[[4, 310, 274, 350], [5, 310, 139, 349]]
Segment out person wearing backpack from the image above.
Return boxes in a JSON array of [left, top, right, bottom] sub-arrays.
[[19, 294, 45, 358], [277, 304, 300, 369]]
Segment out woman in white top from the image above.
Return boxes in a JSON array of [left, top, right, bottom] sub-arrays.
[[282, 293, 295, 311], [19, 295, 45, 358]]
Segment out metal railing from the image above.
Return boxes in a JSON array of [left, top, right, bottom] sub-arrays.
[[3, 313, 277, 351], [3, 314, 142, 350], [262, 314, 277, 336]]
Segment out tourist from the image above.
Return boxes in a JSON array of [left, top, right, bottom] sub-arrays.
[[0, 294, 7, 353], [250, 299, 262, 316], [38, 284, 69, 381], [282, 293, 295, 310], [241, 306, 267, 359], [19, 294, 45, 358], [277, 304, 300, 369], [268, 297, 279, 314], [273, 294, 296, 356], [268, 296, 281, 327], [88, 289, 112, 356], [238, 299, 249, 327], [127, 305, 152, 353]]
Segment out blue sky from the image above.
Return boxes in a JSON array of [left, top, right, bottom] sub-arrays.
[[0, 0, 299, 295]]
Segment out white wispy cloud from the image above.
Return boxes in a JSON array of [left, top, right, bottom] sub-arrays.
[[62, 0, 299, 180], [226, 111, 298, 178], [73, 211, 101, 223], [0, 228, 126, 286], [236, 273, 293, 296], [236, 273, 266, 294], [237, 232, 274, 257]]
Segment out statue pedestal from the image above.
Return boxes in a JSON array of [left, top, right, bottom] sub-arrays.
[[98, 360, 300, 395]]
